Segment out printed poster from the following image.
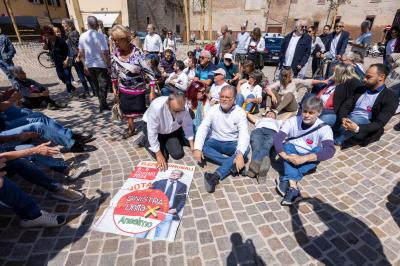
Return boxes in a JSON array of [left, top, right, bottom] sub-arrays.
[[92, 161, 195, 241]]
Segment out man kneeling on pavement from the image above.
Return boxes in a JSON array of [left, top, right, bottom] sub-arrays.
[[193, 85, 250, 193]]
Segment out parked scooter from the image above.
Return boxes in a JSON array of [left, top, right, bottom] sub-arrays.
[[366, 42, 385, 57]]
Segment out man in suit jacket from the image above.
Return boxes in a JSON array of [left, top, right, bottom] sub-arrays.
[[279, 20, 312, 77], [136, 169, 187, 240], [324, 21, 350, 61], [335, 64, 399, 147]]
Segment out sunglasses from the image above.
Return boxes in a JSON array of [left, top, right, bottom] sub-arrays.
[[308, 31, 313, 33], [300, 26, 307, 29], [199, 56, 206, 59], [336, 26, 344, 28], [214, 73, 222, 76]]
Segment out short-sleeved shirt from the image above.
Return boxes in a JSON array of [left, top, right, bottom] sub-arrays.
[[195, 63, 216, 81], [255, 118, 282, 132], [281, 116, 333, 153], [220, 34, 234, 55], [236, 32, 250, 54], [216, 62, 238, 80], [351, 31, 372, 55], [78, 29, 109, 68], [240, 83, 262, 99]]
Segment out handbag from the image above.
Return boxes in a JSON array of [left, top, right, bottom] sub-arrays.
[[111, 94, 123, 121]]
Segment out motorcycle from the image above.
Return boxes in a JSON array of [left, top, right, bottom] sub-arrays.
[[366, 42, 385, 58]]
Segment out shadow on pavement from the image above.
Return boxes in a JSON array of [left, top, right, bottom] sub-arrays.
[[289, 197, 391, 265], [226, 232, 266, 266], [386, 181, 400, 228]]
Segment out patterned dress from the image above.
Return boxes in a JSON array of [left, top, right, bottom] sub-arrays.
[[111, 45, 155, 118]]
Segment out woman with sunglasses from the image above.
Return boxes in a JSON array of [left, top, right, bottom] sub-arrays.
[[163, 31, 177, 54], [185, 81, 210, 132]]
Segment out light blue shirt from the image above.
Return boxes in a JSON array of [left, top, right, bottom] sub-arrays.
[[236, 32, 250, 54]]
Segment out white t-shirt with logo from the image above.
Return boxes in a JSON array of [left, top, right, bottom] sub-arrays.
[[281, 116, 333, 153], [350, 91, 382, 120], [255, 118, 282, 132], [240, 83, 262, 99]]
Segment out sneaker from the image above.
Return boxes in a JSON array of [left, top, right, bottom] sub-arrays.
[[276, 177, 289, 197], [20, 211, 66, 228], [281, 187, 302, 206], [66, 163, 88, 180], [52, 185, 84, 202], [257, 156, 271, 184], [248, 160, 261, 179], [204, 172, 219, 193]]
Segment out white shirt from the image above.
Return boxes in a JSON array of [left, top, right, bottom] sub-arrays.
[[183, 67, 195, 82], [166, 71, 189, 91], [245, 37, 265, 53], [329, 33, 341, 57], [284, 34, 301, 66], [311, 37, 325, 54], [78, 29, 109, 68], [239, 82, 262, 99], [209, 82, 228, 101], [194, 105, 250, 154], [144, 33, 163, 53], [281, 116, 333, 154], [163, 38, 176, 53], [236, 32, 251, 54], [255, 118, 282, 132], [143, 96, 194, 152], [350, 90, 382, 120]]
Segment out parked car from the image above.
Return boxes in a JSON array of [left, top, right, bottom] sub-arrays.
[[263, 33, 283, 65]]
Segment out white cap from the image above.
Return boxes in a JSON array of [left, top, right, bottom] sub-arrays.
[[224, 53, 233, 60], [213, 68, 226, 77]]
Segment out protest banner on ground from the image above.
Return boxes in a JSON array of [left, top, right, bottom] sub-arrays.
[[92, 161, 195, 241]]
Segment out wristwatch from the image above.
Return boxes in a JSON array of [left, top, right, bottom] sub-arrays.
[[354, 126, 360, 134]]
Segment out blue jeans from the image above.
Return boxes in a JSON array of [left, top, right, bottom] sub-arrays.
[[0, 176, 41, 220], [73, 61, 90, 93], [54, 60, 73, 93], [135, 213, 174, 239], [319, 110, 337, 127], [203, 138, 249, 180], [4, 158, 59, 192], [1, 112, 75, 148], [250, 128, 276, 161], [282, 143, 321, 182], [335, 114, 370, 145], [236, 94, 257, 112], [3, 106, 33, 121], [0, 59, 14, 81]]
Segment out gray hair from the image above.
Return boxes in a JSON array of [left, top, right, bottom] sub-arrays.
[[9, 66, 24, 75], [361, 20, 371, 29], [171, 169, 184, 177], [87, 16, 98, 29], [168, 92, 186, 103], [220, 84, 237, 98], [343, 51, 364, 64], [302, 96, 323, 113], [62, 18, 75, 30], [201, 50, 212, 59]]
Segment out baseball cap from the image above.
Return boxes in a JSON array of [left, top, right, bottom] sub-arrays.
[[224, 53, 233, 60], [213, 68, 226, 77]]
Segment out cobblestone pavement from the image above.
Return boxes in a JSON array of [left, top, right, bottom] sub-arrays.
[[0, 44, 399, 266]]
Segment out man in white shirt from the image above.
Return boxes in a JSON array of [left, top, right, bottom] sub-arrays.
[[140, 93, 194, 171], [78, 16, 110, 112], [209, 68, 228, 104], [144, 24, 163, 60], [193, 85, 250, 193], [161, 60, 189, 95], [235, 24, 250, 68]]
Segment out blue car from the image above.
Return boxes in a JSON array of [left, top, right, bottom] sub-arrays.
[[263, 34, 284, 65]]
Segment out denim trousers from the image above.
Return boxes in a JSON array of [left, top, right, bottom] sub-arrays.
[[335, 114, 370, 145], [0, 176, 42, 220], [4, 158, 59, 192], [250, 128, 276, 161], [54, 60, 73, 93], [319, 109, 337, 127], [203, 138, 249, 180], [281, 143, 321, 182], [135, 213, 174, 240], [0, 59, 14, 81], [1, 112, 75, 148], [236, 94, 256, 112]]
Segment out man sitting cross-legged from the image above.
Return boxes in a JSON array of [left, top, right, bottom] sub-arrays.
[[273, 97, 335, 206], [193, 85, 250, 193]]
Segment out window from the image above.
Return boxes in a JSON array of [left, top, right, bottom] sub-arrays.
[[176, 25, 180, 34], [317, 0, 325, 4], [29, 0, 44, 4], [365, 15, 375, 29], [47, 0, 61, 6], [146, 17, 150, 25]]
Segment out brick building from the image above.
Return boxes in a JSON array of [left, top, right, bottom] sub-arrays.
[[189, 0, 399, 42]]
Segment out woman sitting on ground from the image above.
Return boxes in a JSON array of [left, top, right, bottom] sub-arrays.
[[273, 96, 335, 206], [236, 70, 263, 113], [265, 67, 325, 116], [10, 66, 67, 110], [316, 63, 363, 127], [342, 51, 365, 79], [185, 81, 210, 132]]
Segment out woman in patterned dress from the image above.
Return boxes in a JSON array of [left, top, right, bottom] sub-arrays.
[[110, 25, 156, 138]]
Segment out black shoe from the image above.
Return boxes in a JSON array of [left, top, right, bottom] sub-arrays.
[[73, 133, 93, 144], [99, 105, 110, 113], [394, 123, 400, 131], [204, 172, 219, 193], [70, 141, 85, 153]]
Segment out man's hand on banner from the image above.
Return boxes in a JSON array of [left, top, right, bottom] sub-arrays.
[[193, 149, 203, 163], [155, 151, 168, 171]]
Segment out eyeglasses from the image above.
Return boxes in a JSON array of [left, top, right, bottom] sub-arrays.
[[168, 33, 172, 35], [214, 73, 222, 76], [336, 26, 344, 28], [308, 31, 313, 33], [199, 56, 206, 60]]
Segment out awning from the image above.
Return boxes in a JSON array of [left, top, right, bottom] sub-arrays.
[[82, 12, 120, 28]]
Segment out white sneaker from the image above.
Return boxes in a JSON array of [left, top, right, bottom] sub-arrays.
[[52, 185, 84, 202], [20, 211, 66, 228], [66, 163, 88, 180]]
